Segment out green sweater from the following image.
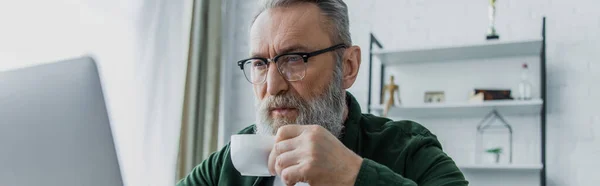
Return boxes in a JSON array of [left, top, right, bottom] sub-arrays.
[[177, 93, 468, 186]]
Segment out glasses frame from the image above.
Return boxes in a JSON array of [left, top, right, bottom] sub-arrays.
[[237, 43, 347, 84]]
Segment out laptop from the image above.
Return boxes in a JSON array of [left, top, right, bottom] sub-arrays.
[[0, 57, 124, 186]]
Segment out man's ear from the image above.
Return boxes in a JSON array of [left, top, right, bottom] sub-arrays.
[[341, 45, 361, 89]]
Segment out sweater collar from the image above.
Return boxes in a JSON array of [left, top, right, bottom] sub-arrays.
[[340, 91, 362, 154]]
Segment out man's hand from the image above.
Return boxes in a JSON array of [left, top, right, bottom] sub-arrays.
[[268, 125, 363, 186]]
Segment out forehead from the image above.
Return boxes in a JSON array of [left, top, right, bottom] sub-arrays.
[[250, 3, 332, 56]]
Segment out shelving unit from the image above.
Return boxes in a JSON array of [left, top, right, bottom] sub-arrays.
[[367, 18, 547, 185]]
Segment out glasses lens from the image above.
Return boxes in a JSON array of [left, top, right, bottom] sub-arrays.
[[242, 59, 268, 84], [276, 54, 306, 81]]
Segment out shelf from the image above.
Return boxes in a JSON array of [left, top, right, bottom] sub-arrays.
[[459, 164, 543, 171], [370, 99, 543, 118], [372, 39, 542, 65], [460, 164, 543, 186]]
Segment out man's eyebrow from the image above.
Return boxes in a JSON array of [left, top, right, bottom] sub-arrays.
[[249, 44, 312, 58], [277, 45, 311, 55], [250, 52, 266, 58]]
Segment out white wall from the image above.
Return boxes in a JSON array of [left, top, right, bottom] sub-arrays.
[[221, 0, 600, 185], [369, 0, 600, 185]]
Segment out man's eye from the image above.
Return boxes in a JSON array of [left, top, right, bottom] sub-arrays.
[[252, 61, 266, 67], [285, 55, 302, 62]]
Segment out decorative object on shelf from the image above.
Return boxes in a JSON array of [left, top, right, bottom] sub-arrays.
[[424, 91, 445, 103], [476, 110, 513, 164], [475, 89, 512, 100], [381, 75, 401, 117], [485, 147, 503, 163], [517, 63, 533, 100], [469, 91, 485, 103], [486, 0, 500, 40]]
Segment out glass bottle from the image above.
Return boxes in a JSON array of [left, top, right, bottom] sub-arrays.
[[517, 63, 532, 100]]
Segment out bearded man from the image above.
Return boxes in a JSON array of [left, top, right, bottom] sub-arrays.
[[177, 0, 468, 185]]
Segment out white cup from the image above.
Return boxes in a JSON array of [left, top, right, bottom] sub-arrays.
[[230, 134, 275, 176]]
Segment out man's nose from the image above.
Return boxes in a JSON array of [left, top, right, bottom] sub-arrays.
[[266, 63, 288, 96]]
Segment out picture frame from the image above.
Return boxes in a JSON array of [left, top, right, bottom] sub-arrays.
[[424, 91, 445, 103]]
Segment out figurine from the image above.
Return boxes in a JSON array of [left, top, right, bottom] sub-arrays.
[[381, 76, 401, 117]]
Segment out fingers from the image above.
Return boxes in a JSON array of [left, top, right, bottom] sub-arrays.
[[280, 163, 308, 185], [268, 125, 324, 183], [269, 125, 308, 175], [274, 149, 302, 176], [268, 137, 299, 175], [275, 125, 307, 142]]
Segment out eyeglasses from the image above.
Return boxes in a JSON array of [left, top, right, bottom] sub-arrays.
[[237, 44, 347, 84]]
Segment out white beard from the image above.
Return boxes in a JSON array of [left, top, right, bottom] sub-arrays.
[[254, 71, 346, 138]]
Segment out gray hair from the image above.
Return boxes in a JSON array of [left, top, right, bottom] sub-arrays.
[[253, 0, 352, 47], [253, 0, 350, 77]]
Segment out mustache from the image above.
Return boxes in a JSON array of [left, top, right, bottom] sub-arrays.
[[259, 93, 307, 111]]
